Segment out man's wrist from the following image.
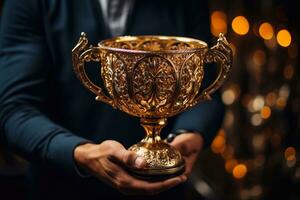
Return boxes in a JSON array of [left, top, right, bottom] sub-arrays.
[[73, 143, 95, 178]]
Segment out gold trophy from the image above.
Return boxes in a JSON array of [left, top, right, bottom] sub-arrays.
[[72, 32, 232, 179]]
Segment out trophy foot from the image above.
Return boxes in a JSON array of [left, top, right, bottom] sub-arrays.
[[128, 140, 185, 180], [127, 118, 185, 180], [129, 162, 185, 181]]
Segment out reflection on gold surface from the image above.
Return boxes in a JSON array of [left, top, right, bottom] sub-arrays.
[[72, 33, 232, 177]]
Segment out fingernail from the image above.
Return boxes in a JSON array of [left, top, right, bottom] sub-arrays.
[[134, 156, 144, 168]]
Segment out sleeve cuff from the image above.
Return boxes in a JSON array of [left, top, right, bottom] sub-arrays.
[[47, 132, 92, 177]]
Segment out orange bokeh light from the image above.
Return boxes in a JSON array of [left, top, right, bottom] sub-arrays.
[[261, 106, 271, 119], [232, 16, 249, 35], [276, 29, 292, 47], [232, 164, 247, 179], [284, 147, 296, 161], [259, 22, 274, 40], [211, 129, 226, 154], [211, 11, 228, 37]]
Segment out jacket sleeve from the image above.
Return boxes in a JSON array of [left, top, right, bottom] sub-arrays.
[[171, 0, 225, 148], [0, 0, 89, 174]]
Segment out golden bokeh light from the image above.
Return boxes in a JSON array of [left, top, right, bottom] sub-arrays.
[[251, 113, 262, 126], [211, 11, 228, 37], [279, 85, 290, 98], [284, 147, 296, 161], [259, 22, 274, 40], [276, 97, 287, 109], [222, 89, 236, 105], [253, 95, 265, 111], [232, 16, 249, 35], [211, 129, 226, 154], [232, 164, 247, 179], [261, 106, 271, 119], [276, 29, 292, 47]]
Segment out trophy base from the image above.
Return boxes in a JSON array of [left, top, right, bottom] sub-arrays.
[[128, 118, 185, 180], [129, 163, 185, 181]]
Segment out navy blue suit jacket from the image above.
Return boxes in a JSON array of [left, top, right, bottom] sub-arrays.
[[0, 0, 224, 199]]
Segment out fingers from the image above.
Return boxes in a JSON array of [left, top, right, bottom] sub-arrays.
[[112, 148, 146, 169], [129, 175, 187, 195], [182, 153, 198, 176], [170, 133, 203, 155], [100, 160, 187, 195], [101, 140, 146, 169], [170, 136, 188, 154], [92, 140, 188, 195]]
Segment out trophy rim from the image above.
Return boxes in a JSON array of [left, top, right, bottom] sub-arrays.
[[98, 35, 208, 54]]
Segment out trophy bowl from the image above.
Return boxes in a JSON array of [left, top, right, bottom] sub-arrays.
[[72, 32, 232, 179]]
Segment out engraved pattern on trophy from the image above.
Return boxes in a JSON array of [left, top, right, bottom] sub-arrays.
[[101, 36, 202, 51], [174, 53, 204, 112], [72, 32, 232, 177], [100, 52, 132, 111], [131, 56, 177, 116], [192, 34, 233, 105], [129, 144, 182, 169], [72, 33, 115, 107]]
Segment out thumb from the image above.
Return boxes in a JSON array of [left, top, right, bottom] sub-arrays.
[[114, 148, 146, 169]]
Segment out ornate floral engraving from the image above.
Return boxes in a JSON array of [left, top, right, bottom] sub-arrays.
[[72, 33, 232, 175], [131, 56, 177, 114], [129, 143, 182, 169]]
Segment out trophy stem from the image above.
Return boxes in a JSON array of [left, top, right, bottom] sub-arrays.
[[128, 118, 185, 179], [140, 118, 166, 144]]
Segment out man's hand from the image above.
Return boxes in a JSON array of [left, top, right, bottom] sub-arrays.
[[170, 133, 203, 176], [74, 140, 187, 195]]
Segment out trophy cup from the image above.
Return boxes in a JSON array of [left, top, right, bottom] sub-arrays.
[[72, 32, 232, 179]]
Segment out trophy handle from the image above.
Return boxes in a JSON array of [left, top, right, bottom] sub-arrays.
[[194, 33, 232, 103], [72, 32, 115, 107]]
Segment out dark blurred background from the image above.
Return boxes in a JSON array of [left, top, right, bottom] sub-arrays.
[[0, 0, 299, 199]]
